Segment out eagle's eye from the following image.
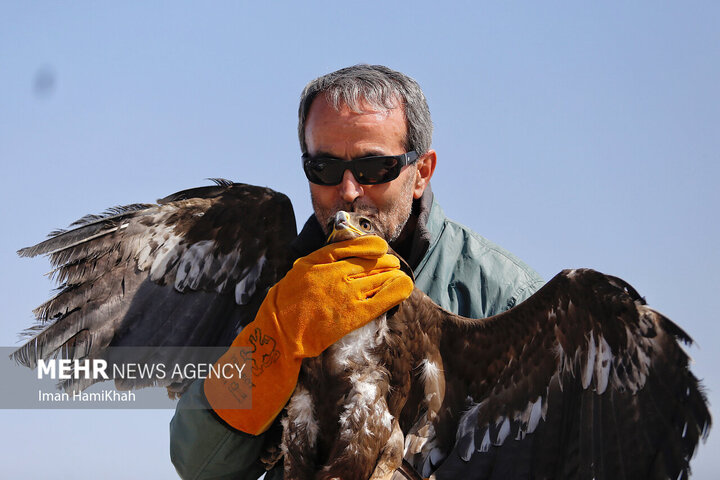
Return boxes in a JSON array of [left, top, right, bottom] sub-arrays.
[[359, 219, 372, 231]]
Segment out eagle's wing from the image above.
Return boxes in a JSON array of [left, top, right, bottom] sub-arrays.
[[411, 268, 711, 480], [13, 179, 296, 393]]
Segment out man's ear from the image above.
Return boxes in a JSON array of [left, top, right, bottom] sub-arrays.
[[412, 149, 437, 199]]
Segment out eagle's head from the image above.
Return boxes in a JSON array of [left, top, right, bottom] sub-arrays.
[[326, 211, 378, 243], [326, 211, 415, 280]]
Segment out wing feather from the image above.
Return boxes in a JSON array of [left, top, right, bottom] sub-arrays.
[[421, 268, 710, 479], [17, 203, 152, 258], [13, 181, 296, 393]]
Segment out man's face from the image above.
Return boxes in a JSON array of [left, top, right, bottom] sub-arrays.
[[304, 96, 420, 242]]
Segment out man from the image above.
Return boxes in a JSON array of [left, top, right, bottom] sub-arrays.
[[170, 64, 544, 479]]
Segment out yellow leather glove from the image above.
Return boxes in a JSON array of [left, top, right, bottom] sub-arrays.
[[204, 235, 414, 435]]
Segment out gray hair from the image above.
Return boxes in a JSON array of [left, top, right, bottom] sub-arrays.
[[298, 64, 433, 155]]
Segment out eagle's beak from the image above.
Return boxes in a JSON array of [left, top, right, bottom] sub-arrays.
[[327, 211, 364, 243]]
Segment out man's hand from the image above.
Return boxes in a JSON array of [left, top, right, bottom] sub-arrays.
[[204, 235, 414, 435], [269, 235, 413, 357]]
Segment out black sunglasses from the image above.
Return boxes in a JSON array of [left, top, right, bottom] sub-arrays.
[[302, 151, 419, 186]]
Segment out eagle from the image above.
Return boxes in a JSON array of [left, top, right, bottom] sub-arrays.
[[13, 180, 711, 480]]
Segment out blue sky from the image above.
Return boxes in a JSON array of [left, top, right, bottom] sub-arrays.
[[1, 2, 718, 478]]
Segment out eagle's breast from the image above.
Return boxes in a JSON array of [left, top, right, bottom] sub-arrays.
[[326, 314, 389, 376]]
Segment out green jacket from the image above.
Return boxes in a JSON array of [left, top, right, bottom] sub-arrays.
[[170, 194, 544, 479]]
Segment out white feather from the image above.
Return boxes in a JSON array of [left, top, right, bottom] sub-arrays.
[[421, 358, 442, 384], [528, 396, 543, 433], [148, 233, 182, 280], [595, 335, 613, 394], [582, 330, 596, 389], [495, 417, 511, 445], [479, 428, 492, 452], [234, 254, 265, 304], [285, 386, 319, 448], [176, 239, 215, 290]]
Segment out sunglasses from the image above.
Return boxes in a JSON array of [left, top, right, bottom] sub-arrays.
[[302, 151, 419, 186]]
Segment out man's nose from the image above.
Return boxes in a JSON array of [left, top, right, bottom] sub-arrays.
[[338, 169, 363, 203]]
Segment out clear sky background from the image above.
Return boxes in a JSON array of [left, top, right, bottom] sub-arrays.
[[1, 2, 718, 478]]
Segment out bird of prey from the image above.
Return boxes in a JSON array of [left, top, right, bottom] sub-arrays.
[[14, 180, 711, 480]]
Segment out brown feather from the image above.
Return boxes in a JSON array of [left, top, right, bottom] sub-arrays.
[[278, 212, 711, 480], [14, 181, 296, 395], [17, 193, 710, 479]]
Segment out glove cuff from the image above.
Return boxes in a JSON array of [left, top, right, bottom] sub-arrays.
[[204, 307, 301, 435]]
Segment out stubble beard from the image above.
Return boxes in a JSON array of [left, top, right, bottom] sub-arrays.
[[311, 171, 415, 243]]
